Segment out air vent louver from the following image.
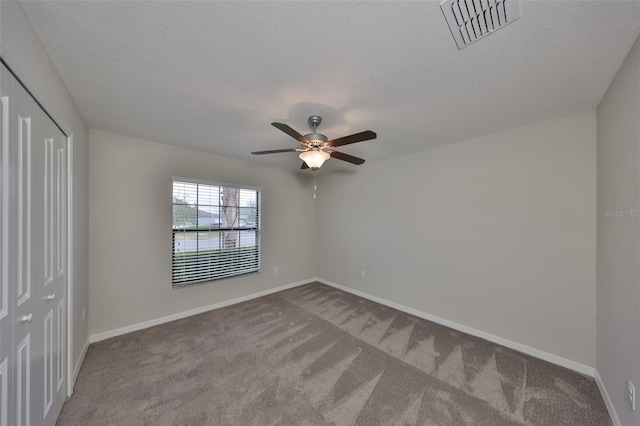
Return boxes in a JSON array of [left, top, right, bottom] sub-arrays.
[[440, 0, 521, 49]]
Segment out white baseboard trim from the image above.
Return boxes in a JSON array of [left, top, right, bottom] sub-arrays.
[[70, 337, 89, 395], [595, 369, 621, 426], [315, 278, 596, 378], [89, 278, 314, 344]]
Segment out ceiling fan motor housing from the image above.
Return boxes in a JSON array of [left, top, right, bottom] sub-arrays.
[[304, 132, 328, 148], [305, 116, 328, 148]]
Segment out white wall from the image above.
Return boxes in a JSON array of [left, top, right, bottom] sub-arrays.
[[88, 129, 316, 335], [0, 1, 90, 378], [317, 110, 597, 367], [597, 35, 640, 426]]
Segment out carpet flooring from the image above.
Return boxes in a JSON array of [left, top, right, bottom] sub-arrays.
[[58, 282, 611, 425]]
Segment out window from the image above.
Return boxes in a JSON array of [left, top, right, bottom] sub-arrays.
[[172, 177, 260, 287]]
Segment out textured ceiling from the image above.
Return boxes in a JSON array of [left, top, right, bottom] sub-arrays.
[[20, 0, 640, 173]]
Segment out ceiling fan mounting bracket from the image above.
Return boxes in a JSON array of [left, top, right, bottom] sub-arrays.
[[308, 115, 322, 130]]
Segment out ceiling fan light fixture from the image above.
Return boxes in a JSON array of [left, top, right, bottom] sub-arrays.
[[299, 150, 330, 169]]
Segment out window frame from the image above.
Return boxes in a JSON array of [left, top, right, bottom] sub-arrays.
[[171, 176, 261, 287]]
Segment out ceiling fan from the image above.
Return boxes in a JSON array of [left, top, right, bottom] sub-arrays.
[[252, 116, 377, 170]]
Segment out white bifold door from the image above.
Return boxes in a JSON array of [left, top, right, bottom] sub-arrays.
[[1, 63, 67, 426]]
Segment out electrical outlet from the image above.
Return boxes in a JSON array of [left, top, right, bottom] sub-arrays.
[[82, 307, 86, 322], [273, 266, 279, 274], [360, 269, 366, 278], [629, 380, 636, 411]]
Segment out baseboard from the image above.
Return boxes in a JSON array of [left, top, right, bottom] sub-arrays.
[[89, 278, 314, 343], [315, 278, 596, 378], [70, 337, 89, 395], [595, 369, 621, 426]]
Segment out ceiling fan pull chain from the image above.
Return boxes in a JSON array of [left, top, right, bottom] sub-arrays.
[[314, 170, 317, 199]]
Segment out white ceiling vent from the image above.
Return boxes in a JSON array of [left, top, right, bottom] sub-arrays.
[[440, 0, 521, 49]]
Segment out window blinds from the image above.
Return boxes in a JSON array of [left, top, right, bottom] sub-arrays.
[[171, 178, 260, 287]]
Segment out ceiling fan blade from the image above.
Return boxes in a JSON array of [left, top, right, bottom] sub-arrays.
[[271, 122, 310, 144], [330, 150, 365, 165], [301, 161, 309, 169], [251, 148, 299, 155], [327, 130, 376, 147]]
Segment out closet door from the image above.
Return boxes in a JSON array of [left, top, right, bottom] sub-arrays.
[[0, 61, 15, 426], [1, 63, 67, 426], [40, 102, 67, 424], [13, 67, 43, 426]]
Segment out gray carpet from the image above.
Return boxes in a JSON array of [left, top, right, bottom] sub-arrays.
[[58, 282, 611, 425]]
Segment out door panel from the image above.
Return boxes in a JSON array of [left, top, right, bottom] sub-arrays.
[[16, 334, 30, 426], [45, 111, 67, 423], [56, 146, 65, 279], [43, 309, 53, 418], [56, 299, 64, 392], [0, 356, 8, 426], [16, 115, 31, 307], [14, 69, 45, 426], [44, 137, 53, 288]]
